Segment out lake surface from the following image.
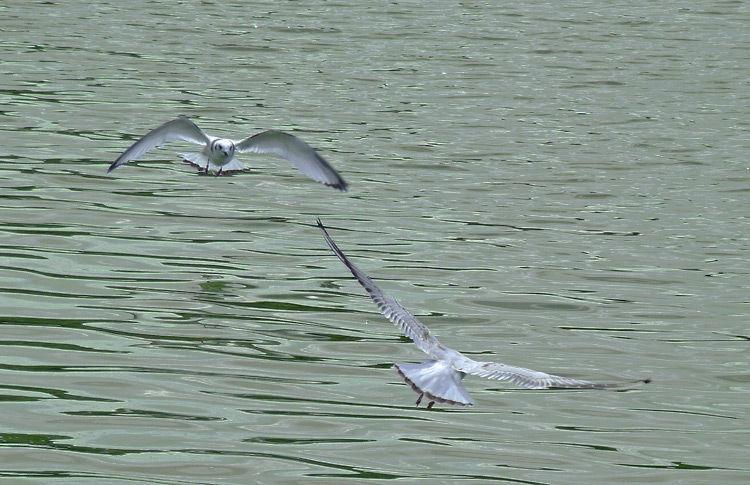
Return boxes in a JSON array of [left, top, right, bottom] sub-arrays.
[[1, 1, 748, 483]]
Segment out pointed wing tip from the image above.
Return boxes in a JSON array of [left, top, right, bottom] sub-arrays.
[[325, 179, 348, 192], [555, 377, 652, 391], [316, 218, 338, 251], [316, 218, 342, 256], [600, 378, 652, 389]]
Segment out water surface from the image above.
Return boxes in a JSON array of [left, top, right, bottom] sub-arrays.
[[1, 1, 748, 483]]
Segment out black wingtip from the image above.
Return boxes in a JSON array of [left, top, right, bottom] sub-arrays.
[[316, 218, 336, 248], [602, 378, 652, 391], [327, 180, 348, 192], [316, 218, 350, 267]]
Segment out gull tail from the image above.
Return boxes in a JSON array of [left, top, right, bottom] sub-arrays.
[[182, 153, 209, 172], [216, 157, 247, 174], [181, 153, 247, 175], [395, 361, 475, 407]]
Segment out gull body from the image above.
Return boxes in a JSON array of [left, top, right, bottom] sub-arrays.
[[108, 116, 348, 191], [317, 219, 647, 407]]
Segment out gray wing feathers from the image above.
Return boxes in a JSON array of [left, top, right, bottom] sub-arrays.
[[317, 219, 441, 354], [237, 131, 348, 191], [108, 116, 210, 172], [462, 361, 606, 389]]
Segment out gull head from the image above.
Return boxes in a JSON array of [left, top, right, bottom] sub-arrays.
[[210, 138, 235, 161]]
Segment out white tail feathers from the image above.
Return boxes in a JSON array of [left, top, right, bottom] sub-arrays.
[[181, 153, 247, 174], [395, 360, 475, 407]]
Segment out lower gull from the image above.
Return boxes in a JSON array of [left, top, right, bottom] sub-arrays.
[[317, 219, 649, 408]]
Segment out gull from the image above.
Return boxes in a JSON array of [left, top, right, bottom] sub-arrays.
[[107, 116, 348, 191], [317, 219, 649, 408]]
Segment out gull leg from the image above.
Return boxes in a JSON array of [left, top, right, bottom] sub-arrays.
[[415, 393, 424, 407], [427, 401, 435, 409], [216, 167, 222, 177], [205, 163, 210, 174]]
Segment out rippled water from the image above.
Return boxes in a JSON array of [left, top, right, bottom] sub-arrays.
[[1, 1, 749, 483]]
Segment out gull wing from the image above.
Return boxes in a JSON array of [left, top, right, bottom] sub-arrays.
[[108, 116, 210, 172], [459, 360, 608, 389], [317, 219, 443, 356], [237, 131, 347, 191]]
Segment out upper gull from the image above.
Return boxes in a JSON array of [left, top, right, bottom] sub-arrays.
[[107, 116, 348, 191]]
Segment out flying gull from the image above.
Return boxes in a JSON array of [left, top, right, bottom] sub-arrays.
[[107, 116, 348, 191], [317, 219, 648, 408]]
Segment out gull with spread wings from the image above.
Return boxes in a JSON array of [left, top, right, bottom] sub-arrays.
[[107, 116, 348, 191], [317, 219, 648, 408]]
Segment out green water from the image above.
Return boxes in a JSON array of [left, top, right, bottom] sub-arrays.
[[1, 1, 748, 483]]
